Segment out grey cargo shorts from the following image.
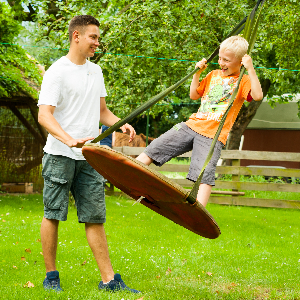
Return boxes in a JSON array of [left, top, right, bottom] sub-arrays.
[[144, 123, 223, 186], [42, 153, 106, 223]]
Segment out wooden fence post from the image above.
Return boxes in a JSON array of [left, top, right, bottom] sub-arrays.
[[231, 158, 240, 203]]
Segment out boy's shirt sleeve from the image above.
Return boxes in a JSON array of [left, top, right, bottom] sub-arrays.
[[239, 75, 252, 102], [196, 71, 213, 97]]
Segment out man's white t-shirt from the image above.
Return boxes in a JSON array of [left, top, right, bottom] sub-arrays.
[[38, 56, 107, 160]]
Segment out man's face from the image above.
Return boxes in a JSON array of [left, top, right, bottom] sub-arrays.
[[218, 49, 242, 76], [76, 24, 100, 58]]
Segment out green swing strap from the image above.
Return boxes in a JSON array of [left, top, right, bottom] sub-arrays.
[[186, 0, 266, 204], [91, 14, 250, 144]]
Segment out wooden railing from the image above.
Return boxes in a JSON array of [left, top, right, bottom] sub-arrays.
[[108, 147, 300, 209]]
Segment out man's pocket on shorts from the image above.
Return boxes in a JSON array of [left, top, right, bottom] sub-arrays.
[[43, 176, 68, 209]]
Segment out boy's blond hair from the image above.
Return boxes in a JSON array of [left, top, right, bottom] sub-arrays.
[[219, 36, 249, 59]]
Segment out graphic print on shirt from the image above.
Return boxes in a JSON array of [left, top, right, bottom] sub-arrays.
[[196, 74, 239, 122]]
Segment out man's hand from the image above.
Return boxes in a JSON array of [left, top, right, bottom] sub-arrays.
[[120, 123, 136, 143], [65, 136, 95, 148]]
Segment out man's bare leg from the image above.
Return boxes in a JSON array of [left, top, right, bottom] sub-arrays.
[[136, 152, 153, 165], [41, 217, 59, 272], [197, 184, 212, 207], [85, 223, 114, 283]]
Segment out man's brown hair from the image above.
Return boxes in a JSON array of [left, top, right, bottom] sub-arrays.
[[68, 15, 100, 42]]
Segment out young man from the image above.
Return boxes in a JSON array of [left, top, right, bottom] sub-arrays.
[[136, 36, 263, 207], [38, 15, 140, 293]]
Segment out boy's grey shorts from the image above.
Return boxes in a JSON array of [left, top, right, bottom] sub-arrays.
[[144, 123, 223, 186], [42, 153, 106, 223]]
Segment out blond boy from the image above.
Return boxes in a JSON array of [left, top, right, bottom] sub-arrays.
[[136, 36, 263, 207]]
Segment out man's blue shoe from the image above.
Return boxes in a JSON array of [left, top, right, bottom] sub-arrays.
[[43, 270, 63, 292], [98, 273, 140, 293]]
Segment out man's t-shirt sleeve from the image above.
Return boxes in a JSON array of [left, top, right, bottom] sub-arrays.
[[38, 69, 61, 107], [99, 68, 108, 98]]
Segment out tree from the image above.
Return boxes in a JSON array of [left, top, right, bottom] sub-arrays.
[[227, 0, 300, 150], [0, 2, 42, 99], [0, 2, 46, 183], [5, 0, 300, 143]]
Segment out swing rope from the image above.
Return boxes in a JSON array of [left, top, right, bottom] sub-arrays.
[[91, 0, 266, 204]]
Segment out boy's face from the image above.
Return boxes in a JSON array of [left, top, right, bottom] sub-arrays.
[[76, 24, 100, 58], [218, 49, 242, 76]]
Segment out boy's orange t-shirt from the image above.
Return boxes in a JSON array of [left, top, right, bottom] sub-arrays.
[[185, 69, 251, 145]]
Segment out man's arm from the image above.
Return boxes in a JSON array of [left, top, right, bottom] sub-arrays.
[[100, 97, 136, 142], [38, 105, 94, 148], [242, 55, 263, 101], [190, 58, 208, 100]]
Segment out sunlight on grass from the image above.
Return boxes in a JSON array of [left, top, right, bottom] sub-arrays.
[[159, 171, 187, 179], [0, 193, 300, 299], [166, 157, 191, 165], [215, 174, 300, 200]]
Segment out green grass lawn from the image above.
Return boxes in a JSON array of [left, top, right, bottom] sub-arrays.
[[1, 193, 300, 299]]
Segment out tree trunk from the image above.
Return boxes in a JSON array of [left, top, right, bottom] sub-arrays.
[[223, 78, 271, 166]]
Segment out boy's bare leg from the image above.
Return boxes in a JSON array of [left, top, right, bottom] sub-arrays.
[[41, 217, 59, 273], [136, 153, 212, 207], [85, 223, 115, 283], [136, 152, 153, 166], [197, 184, 212, 207]]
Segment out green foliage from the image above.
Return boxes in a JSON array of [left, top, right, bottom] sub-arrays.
[[0, 2, 42, 99], [7, 0, 252, 135], [97, 0, 250, 134], [0, 43, 42, 99], [5, 0, 300, 135], [255, 0, 300, 98], [18, 23, 67, 71], [0, 3, 21, 43]]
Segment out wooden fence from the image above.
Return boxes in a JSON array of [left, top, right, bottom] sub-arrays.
[[108, 147, 300, 209]]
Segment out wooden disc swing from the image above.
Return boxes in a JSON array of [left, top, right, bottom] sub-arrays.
[[83, 0, 265, 239]]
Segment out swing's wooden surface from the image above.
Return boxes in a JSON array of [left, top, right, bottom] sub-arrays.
[[82, 144, 221, 239]]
